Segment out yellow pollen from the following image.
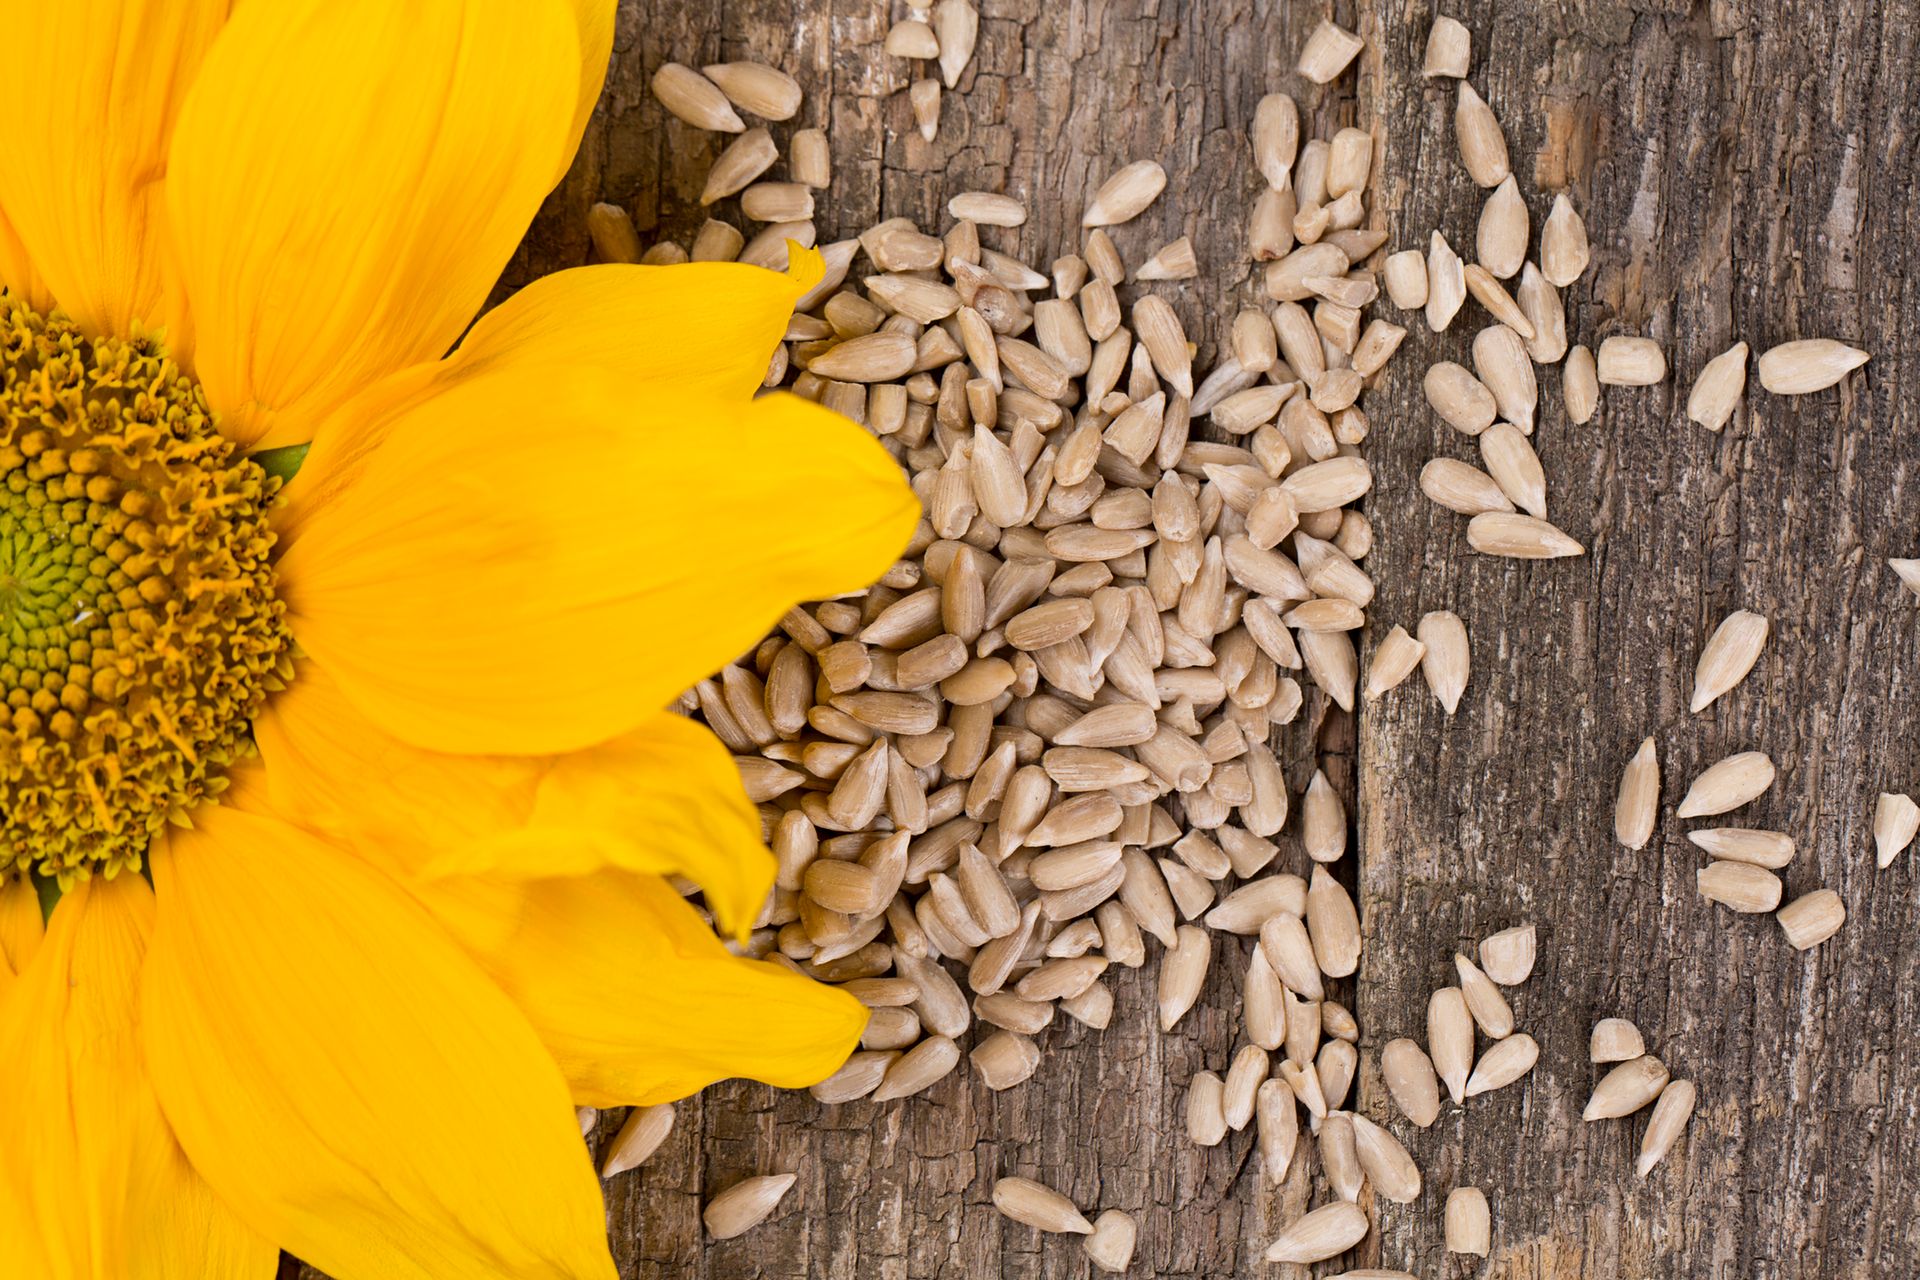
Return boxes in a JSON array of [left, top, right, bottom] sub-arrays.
[[0, 294, 292, 881]]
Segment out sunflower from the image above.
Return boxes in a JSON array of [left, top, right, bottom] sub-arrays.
[[0, 1, 919, 1276]]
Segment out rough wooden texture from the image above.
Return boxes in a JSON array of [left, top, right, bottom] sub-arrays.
[[282, 1, 1918, 1276]]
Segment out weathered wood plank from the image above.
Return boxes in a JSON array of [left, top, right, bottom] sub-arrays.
[[1355, 1, 1920, 1277], [289, 0, 1919, 1276]]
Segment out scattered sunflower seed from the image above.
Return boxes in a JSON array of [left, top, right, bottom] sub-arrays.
[[1615, 737, 1660, 850], [1082, 160, 1168, 227], [1584, 1054, 1669, 1120], [1596, 335, 1668, 386], [704, 1173, 798, 1239], [1265, 1201, 1370, 1264], [1636, 1078, 1697, 1176], [652, 62, 746, 132], [1445, 1186, 1491, 1255], [1686, 342, 1750, 432], [601, 1103, 675, 1178], [1464, 1032, 1538, 1096], [1422, 15, 1471, 78], [1589, 1018, 1645, 1063], [1083, 1210, 1137, 1273], [1874, 793, 1920, 868], [1297, 20, 1366, 84], [1675, 751, 1776, 818], [1777, 888, 1847, 950], [1477, 923, 1537, 985], [1756, 339, 1870, 394], [992, 1176, 1093, 1234], [1690, 610, 1769, 713]]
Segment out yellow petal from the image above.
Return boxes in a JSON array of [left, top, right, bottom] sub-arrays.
[[254, 662, 773, 934], [0, 869, 44, 978], [430, 868, 866, 1108], [278, 373, 915, 756], [0, 202, 52, 313], [0, 0, 229, 338], [500, 713, 776, 937], [141, 800, 614, 1280], [559, 1, 616, 185], [164, 0, 581, 448], [0, 874, 277, 1280], [252, 659, 544, 863], [280, 250, 824, 532]]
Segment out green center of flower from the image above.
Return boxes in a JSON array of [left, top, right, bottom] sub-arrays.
[[0, 295, 292, 881]]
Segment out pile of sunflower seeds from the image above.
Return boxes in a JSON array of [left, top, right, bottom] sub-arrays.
[[585, 8, 1890, 1267], [1609, 603, 1856, 951], [1583, 1017, 1696, 1177]]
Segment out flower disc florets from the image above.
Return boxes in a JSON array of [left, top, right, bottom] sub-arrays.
[[0, 297, 291, 880]]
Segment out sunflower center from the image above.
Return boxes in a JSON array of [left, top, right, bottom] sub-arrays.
[[0, 295, 291, 881]]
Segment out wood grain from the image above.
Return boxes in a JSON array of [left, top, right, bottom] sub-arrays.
[[284, 0, 1919, 1276]]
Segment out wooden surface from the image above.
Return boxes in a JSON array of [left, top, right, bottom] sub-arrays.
[[284, 1, 1919, 1276]]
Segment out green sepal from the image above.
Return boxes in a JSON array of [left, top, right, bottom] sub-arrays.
[[252, 442, 310, 484], [34, 870, 59, 922]]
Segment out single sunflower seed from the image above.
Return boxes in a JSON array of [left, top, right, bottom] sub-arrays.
[[971, 1031, 1042, 1090], [1756, 339, 1870, 394], [992, 1176, 1093, 1234], [1479, 423, 1546, 517], [1596, 335, 1668, 386], [1637, 1079, 1697, 1176], [1083, 1210, 1137, 1273], [1472, 323, 1538, 433], [1563, 343, 1599, 423], [1464, 1031, 1539, 1096], [601, 1104, 674, 1178], [652, 62, 746, 132], [1426, 231, 1467, 331], [1466, 512, 1586, 559], [1383, 249, 1429, 310], [1423, 15, 1471, 77], [1265, 1202, 1370, 1264], [1428, 987, 1474, 1104], [1423, 360, 1497, 434], [1477, 923, 1537, 985], [1777, 888, 1846, 949], [1186, 1069, 1229, 1146], [1320, 1111, 1364, 1202], [1417, 611, 1470, 714], [1688, 827, 1795, 868], [1686, 342, 1750, 431], [1584, 1055, 1669, 1121], [1365, 625, 1427, 700], [1589, 1018, 1645, 1063], [702, 61, 803, 121], [1615, 736, 1659, 850], [1454, 82, 1509, 187], [1351, 1112, 1422, 1202], [1445, 1187, 1491, 1255], [1297, 20, 1365, 84], [1476, 175, 1528, 278], [1382, 1037, 1442, 1127], [1252, 92, 1300, 188], [1675, 751, 1775, 818], [1690, 609, 1769, 713], [1157, 924, 1211, 1031], [1874, 793, 1920, 867], [704, 1173, 798, 1239], [1083, 160, 1168, 228], [1256, 1077, 1299, 1182], [702, 128, 778, 203], [1540, 194, 1590, 286], [1454, 952, 1514, 1038]]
